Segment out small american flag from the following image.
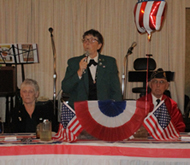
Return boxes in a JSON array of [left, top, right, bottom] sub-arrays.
[[53, 102, 83, 142], [143, 100, 179, 140]]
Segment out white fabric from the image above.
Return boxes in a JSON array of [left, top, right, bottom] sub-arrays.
[[87, 100, 136, 127], [152, 94, 162, 109], [0, 138, 190, 164], [143, 1, 154, 34], [0, 154, 190, 165], [135, 3, 146, 33], [88, 54, 98, 82]]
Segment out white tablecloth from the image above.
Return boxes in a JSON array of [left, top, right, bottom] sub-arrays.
[[0, 138, 190, 165]]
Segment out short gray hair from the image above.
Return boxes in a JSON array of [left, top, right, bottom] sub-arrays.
[[20, 78, 40, 93]]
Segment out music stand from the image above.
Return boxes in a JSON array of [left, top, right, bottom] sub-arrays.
[[0, 43, 39, 81]]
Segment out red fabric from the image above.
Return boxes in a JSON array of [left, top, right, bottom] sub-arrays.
[[139, 1, 147, 28], [149, 1, 161, 30], [0, 143, 190, 158], [53, 102, 83, 142], [138, 93, 185, 132], [74, 100, 146, 141], [143, 101, 179, 141]]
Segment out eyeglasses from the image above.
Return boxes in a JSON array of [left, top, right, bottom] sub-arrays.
[[151, 80, 167, 85], [82, 38, 99, 44]]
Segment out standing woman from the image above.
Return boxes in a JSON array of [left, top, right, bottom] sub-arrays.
[[62, 29, 122, 109], [12, 79, 56, 133]]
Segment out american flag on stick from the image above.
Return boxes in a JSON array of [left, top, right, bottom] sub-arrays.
[[143, 100, 179, 141], [53, 101, 83, 142]]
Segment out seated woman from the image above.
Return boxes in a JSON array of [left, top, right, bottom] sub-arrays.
[[12, 79, 57, 133]]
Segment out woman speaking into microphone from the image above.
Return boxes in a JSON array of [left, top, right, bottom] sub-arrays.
[[61, 29, 122, 109]]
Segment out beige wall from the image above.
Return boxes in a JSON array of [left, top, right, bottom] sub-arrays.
[[185, 0, 190, 102], [186, 0, 190, 7], [186, 8, 190, 99]]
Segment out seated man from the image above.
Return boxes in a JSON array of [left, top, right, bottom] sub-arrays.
[[138, 68, 185, 132]]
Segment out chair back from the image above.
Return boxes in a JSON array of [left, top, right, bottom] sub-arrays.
[[129, 57, 156, 97], [133, 58, 156, 71]]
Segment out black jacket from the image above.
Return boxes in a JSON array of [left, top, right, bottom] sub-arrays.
[[11, 101, 58, 133]]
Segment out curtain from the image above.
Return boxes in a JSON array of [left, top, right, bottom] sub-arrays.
[[0, 0, 186, 112]]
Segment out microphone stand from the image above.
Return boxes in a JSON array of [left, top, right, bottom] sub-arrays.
[[122, 49, 133, 100], [49, 28, 57, 116]]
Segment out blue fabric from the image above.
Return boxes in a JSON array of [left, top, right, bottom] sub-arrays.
[[61, 103, 75, 129], [98, 100, 126, 117], [153, 102, 171, 129]]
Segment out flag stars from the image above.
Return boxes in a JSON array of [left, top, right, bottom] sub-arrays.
[[153, 104, 171, 129]]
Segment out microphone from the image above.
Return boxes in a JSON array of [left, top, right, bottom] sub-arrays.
[[48, 27, 53, 34], [83, 51, 89, 74], [85, 51, 89, 59], [127, 42, 137, 55]]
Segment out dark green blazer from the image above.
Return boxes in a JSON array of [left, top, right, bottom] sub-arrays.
[[62, 53, 122, 109]]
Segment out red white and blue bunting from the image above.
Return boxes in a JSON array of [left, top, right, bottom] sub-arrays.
[[74, 100, 146, 141]]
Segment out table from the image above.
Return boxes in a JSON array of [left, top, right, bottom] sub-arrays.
[[0, 133, 190, 165]]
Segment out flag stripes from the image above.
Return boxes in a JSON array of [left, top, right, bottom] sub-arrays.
[[53, 102, 83, 142], [143, 101, 179, 141], [134, 0, 166, 35]]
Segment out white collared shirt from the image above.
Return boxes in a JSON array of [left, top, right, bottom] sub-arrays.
[[151, 94, 162, 109], [87, 53, 98, 81]]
